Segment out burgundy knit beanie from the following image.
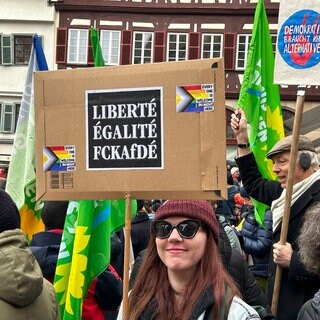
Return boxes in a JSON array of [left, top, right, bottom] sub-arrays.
[[154, 200, 219, 244], [0, 189, 21, 233]]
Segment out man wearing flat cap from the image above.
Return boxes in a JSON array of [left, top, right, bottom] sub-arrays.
[[230, 109, 320, 320]]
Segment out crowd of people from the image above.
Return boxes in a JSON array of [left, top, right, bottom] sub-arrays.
[[0, 108, 320, 319]]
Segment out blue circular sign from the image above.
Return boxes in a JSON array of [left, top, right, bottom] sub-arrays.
[[278, 9, 320, 69]]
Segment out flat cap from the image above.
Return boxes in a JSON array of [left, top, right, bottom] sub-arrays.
[[266, 135, 315, 159]]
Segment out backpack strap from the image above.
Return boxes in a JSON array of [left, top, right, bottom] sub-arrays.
[[203, 286, 231, 320]]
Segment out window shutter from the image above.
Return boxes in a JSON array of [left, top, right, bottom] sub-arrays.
[[188, 32, 200, 60], [1, 35, 13, 65], [56, 28, 67, 64], [0, 103, 2, 132], [121, 30, 132, 65], [224, 33, 236, 70], [154, 32, 165, 62], [14, 103, 20, 132]]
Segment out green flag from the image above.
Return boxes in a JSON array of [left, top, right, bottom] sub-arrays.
[[90, 27, 105, 67], [54, 28, 137, 319], [54, 200, 137, 319], [5, 34, 48, 240], [237, 0, 285, 225]]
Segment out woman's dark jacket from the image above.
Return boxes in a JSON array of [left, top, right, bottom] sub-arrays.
[[241, 208, 273, 277], [236, 152, 320, 320]]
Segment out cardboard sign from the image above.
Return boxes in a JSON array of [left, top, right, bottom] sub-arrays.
[[274, 0, 320, 85], [35, 58, 226, 200]]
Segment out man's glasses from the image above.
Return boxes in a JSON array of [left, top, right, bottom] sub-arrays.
[[152, 219, 203, 239]]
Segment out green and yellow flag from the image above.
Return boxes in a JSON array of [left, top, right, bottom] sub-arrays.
[[54, 200, 136, 319], [237, 0, 285, 225], [54, 28, 137, 319], [5, 34, 48, 240]]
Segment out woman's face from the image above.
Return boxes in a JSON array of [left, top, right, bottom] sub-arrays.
[[155, 216, 207, 275]]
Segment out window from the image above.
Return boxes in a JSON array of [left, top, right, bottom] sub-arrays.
[[236, 33, 278, 70], [100, 30, 121, 65], [167, 33, 188, 62], [67, 29, 88, 64], [14, 35, 32, 65], [132, 32, 153, 64], [236, 34, 251, 70], [201, 34, 223, 59], [0, 103, 20, 133]]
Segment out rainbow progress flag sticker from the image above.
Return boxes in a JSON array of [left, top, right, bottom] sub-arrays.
[[43, 145, 76, 172], [176, 84, 214, 113]]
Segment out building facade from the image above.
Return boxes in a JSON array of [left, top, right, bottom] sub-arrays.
[[0, 0, 56, 176], [53, 0, 319, 158]]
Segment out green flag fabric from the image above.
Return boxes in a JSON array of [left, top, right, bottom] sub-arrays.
[[237, 0, 285, 225], [90, 27, 105, 67], [5, 34, 48, 240], [54, 200, 137, 319]]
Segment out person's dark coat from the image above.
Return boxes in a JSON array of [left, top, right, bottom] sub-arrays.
[[236, 152, 320, 320], [241, 208, 273, 278], [131, 211, 151, 258], [30, 230, 123, 320]]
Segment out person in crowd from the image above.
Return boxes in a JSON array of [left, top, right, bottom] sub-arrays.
[[216, 212, 243, 256], [131, 200, 152, 259], [219, 171, 240, 225], [150, 199, 162, 214], [297, 202, 320, 320], [240, 188, 273, 293], [0, 177, 6, 189], [118, 199, 261, 319], [230, 108, 320, 320], [30, 201, 123, 320], [231, 166, 241, 187], [0, 189, 60, 320], [129, 205, 273, 319]]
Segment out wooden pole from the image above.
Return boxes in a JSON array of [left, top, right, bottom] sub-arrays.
[[271, 85, 306, 315], [122, 193, 132, 320]]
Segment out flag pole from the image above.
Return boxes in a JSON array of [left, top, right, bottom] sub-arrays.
[[271, 85, 306, 315], [122, 193, 132, 320]]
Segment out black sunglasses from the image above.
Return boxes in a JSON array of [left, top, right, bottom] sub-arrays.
[[152, 219, 203, 239]]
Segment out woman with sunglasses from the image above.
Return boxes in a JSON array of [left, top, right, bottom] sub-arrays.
[[117, 200, 261, 319]]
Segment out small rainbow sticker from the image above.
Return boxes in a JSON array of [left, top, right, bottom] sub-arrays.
[[43, 145, 76, 172], [176, 84, 214, 112]]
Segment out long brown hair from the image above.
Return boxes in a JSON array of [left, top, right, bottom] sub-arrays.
[[128, 230, 240, 319]]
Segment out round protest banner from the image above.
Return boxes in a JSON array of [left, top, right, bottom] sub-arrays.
[[278, 9, 320, 69], [274, 1, 320, 85]]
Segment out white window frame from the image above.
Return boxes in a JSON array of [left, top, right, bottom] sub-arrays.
[[166, 33, 188, 62], [1, 34, 13, 65], [201, 33, 223, 59], [0, 103, 15, 133], [100, 30, 121, 65], [67, 29, 88, 65], [236, 34, 251, 70], [132, 31, 154, 64]]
